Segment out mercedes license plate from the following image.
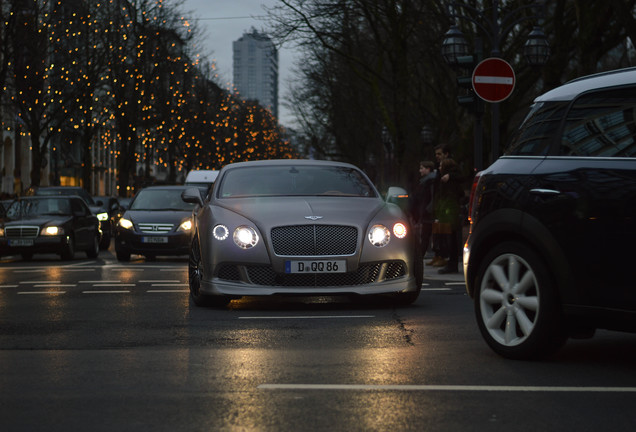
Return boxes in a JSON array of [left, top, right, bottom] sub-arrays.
[[142, 236, 168, 244], [9, 239, 34, 246], [285, 260, 346, 274]]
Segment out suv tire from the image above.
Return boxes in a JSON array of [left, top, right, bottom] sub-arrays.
[[474, 241, 566, 360]]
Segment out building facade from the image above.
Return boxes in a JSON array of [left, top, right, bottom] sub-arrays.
[[233, 28, 279, 118]]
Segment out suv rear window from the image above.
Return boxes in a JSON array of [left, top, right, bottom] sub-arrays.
[[505, 101, 568, 156], [560, 87, 636, 157]]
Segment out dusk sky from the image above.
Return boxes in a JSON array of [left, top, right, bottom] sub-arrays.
[[180, 0, 299, 126]]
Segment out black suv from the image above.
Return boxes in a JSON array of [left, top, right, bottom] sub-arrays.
[[464, 68, 636, 359]]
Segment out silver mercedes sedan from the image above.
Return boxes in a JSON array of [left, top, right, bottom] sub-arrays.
[[181, 159, 422, 307]]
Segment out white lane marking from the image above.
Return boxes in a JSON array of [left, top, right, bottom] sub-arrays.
[[239, 315, 375, 320], [258, 384, 636, 393], [422, 288, 452, 291], [20, 281, 61, 284], [79, 280, 121, 284], [14, 270, 47, 273], [139, 280, 181, 283], [0, 285, 19, 288], [91, 283, 136, 287], [82, 290, 130, 294], [33, 284, 76, 288], [445, 282, 465, 286], [147, 290, 189, 293], [18, 291, 65, 295]]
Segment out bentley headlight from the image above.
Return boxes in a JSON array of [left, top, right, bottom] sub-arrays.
[[42, 226, 63, 236], [213, 224, 229, 241], [393, 222, 407, 239], [97, 212, 109, 222], [368, 224, 390, 247], [118, 218, 133, 230], [233, 225, 259, 249], [178, 219, 193, 232]]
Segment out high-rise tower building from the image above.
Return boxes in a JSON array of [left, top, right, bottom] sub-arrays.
[[232, 28, 278, 119]]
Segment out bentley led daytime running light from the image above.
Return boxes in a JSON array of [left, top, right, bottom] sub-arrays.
[[213, 224, 229, 241], [393, 223, 407, 239]]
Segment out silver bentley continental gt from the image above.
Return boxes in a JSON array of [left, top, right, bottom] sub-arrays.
[[181, 159, 423, 307]]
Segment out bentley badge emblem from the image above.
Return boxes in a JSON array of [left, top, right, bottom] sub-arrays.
[[304, 216, 323, 221]]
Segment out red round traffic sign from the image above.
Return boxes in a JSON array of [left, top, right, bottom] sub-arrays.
[[472, 57, 516, 103]]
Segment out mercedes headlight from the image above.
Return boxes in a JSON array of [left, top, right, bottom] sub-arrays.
[[42, 226, 63, 236], [97, 212, 109, 222]]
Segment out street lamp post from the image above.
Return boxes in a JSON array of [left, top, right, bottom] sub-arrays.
[[442, 1, 550, 171]]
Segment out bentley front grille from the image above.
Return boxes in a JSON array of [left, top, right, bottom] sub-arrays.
[[271, 225, 358, 256]]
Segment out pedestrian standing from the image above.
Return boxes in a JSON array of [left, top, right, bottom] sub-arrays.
[[408, 161, 436, 258], [434, 154, 464, 274]]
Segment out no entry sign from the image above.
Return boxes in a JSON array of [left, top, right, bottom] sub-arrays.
[[472, 57, 516, 103]]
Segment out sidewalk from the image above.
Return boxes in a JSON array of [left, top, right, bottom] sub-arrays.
[[423, 260, 465, 283], [421, 225, 468, 284]]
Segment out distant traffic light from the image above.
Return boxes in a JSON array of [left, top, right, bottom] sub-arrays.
[[455, 55, 483, 114]]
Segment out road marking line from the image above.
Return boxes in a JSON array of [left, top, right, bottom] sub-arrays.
[[82, 290, 130, 294], [18, 291, 66, 295], [91, 283, 136, 287], [147, 290, 189, 293], [140, 280, 181, 283], [258, 384, 636, 393], [20, 281, 61, 284], [445, 282, 465, 286], [239, 315, 375, 320], [33, 284, 76, 288], [13, 270, 46, 273], [79, 280, 121, 284], [422, 288, 452, 291], [0, 285, 19, 288]]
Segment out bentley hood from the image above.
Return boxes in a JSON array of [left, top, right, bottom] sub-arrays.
[[216, 196, 400, 230]]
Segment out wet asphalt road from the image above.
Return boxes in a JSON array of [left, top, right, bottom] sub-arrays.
[[1, 250, 635, 431]]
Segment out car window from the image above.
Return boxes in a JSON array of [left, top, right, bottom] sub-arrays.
[[70, 198, 87, 215], [505, 101, 568, 156], [130, 189, 195, 210], [560, 87, 636, 157], [218, 165, 377, 198]]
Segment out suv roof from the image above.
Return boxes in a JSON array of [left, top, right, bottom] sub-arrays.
[[536, 67, 636, 102]]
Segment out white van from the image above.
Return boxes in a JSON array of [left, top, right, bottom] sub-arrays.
[[185, 170, 218, 187]]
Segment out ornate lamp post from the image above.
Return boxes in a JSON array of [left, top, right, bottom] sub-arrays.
[[442, 1, 550, 171]]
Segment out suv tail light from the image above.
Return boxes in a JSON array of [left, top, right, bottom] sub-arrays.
[[467, 171, 482, 224]]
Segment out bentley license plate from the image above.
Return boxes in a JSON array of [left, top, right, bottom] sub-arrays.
[[142, 236, 168, 243], [285, 260, 346, 274]]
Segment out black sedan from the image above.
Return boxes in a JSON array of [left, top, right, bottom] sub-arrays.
[[27, 186, 112, 250], [114, 185, 201, 261], [0, 196, 100, 260]]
